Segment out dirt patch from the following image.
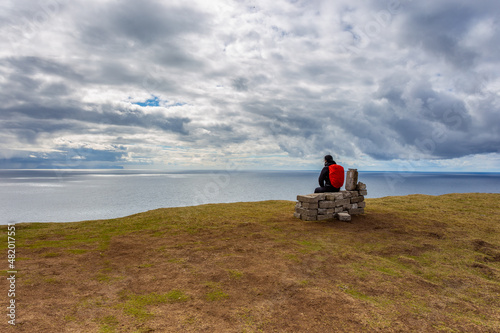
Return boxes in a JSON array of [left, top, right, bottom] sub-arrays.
[[473, 239, 500, 262]]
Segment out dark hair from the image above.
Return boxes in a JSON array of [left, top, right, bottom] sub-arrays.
[[324, 155, 335, 164]]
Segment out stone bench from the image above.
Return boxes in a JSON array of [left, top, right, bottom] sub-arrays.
[[294, 169, 366, 222]]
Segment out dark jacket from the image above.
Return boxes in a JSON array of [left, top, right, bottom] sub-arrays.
[[318, 161, 336, 188]]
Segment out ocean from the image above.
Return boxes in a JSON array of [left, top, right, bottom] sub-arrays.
[[1, 169, 499, 224]]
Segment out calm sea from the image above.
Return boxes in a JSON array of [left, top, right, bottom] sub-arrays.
[[1, 169, 499, 224]]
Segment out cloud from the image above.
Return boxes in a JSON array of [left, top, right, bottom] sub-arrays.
[[0, 0, 499, 170], [232, 77, 249, 91], [0, 103, 191, 138], [0, 147, 127, 169], [76, 0, 207, 46]]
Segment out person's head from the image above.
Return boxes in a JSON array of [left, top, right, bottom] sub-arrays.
[[324, 155, 336, 164]]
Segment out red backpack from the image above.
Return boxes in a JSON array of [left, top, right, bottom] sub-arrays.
[[328, 164, 345, 188]]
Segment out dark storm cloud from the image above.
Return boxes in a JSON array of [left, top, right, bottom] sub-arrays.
[[354, 74, 498, 160], [1, 118, 85, 144], [311, 0, 500, 162], [5, 56, 84, 80], [232, 77, 249, 91], [397, 2, 482, 68], [152, 42, 205, 71], [1, 55, 179, 92], [74, 0, 209, 73], [78, 0, 206, 46], [241, 101, 355, 158], [0, 147, 127, 169], [0, 103, 191, 138]]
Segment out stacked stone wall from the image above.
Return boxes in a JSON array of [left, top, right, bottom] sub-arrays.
[[293, 169, 366, 222]]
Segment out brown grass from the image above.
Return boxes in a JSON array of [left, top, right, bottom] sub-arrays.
[[1, 193, 499, 332]]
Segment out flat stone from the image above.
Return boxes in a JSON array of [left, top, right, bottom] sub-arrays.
[[359, 190, 368, 196], [297, 193, 325, 203], [335, 206, 345, 213], [325, 192, 344, 201], [349, 208, 365, 215], [351, 196, 365, 204], [301, 209, 318, 217], [358, 202, 366, 208], [356, 182, 367, 190], [295, 202, 302, 209], [302, 202, 319, 209], [293, 212, 301, 219], [342, 191, 352, 198], [317, 214, 334, 221], [317, 209, 334, 216], [335, 198, 350, 207], [351, 203, 358, 209], [319, 201, 336, 209], [302, 215, 317, 221], [337, 212, 351, 222], [349, 190, 359, 197]]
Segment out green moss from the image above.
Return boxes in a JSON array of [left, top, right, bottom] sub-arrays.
[[228, 269, 244, 279], [376, 266, 401, 277], [97, 315, 119, 333], [64, 315, 77, 322], [205, 282, 229, 301], [122, 290, 189, 320], [206, 289, 229, 301], [138, 263, 153, 268], [284, 253, 301, 263], [297, 240, 324, 253], [343, 286, 371, 301], [165, 289, 189, 303], [96, 274, 111, 283]]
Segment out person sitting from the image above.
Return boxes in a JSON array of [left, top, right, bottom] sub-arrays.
[[314, 155, 345, 193]]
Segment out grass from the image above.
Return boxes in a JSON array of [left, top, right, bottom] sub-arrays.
[[0, 194, 499, 332], [228, 269, 244, 279], [122, 290, 190, 320], [97, 315, 119, 333], [204, 282, 229, 301]]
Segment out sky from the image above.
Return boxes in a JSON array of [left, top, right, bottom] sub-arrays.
[[0, 0, 499, 171]]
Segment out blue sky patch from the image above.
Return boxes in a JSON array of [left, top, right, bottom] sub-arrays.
[[134, 96, 160, 107], [132, 96, 186, 108]]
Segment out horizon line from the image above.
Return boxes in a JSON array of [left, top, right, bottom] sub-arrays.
[[1, 168, 499, 174]]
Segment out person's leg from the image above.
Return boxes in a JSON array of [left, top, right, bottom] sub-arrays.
[[324, 186, 340, 192], [314, 187, 325, 193]]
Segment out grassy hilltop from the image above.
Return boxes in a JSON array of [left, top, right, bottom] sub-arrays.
[[1, 193, 500, 332]]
